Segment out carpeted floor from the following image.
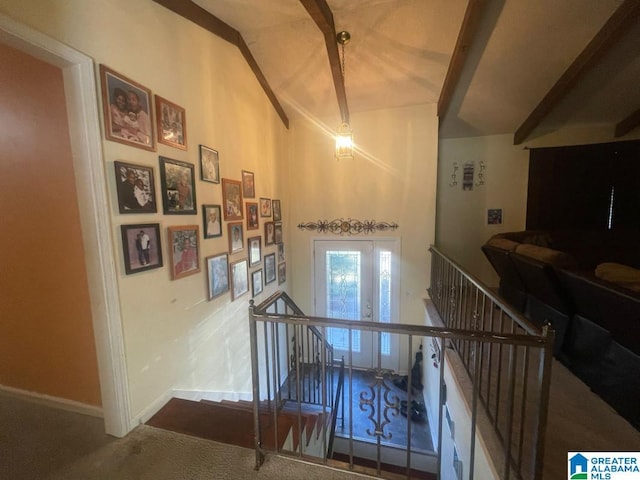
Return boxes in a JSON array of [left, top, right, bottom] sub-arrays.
[[1, 393, 376, 480]]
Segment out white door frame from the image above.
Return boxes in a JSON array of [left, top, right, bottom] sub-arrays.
[[0, 14, 131, 437], [311, 236, 401, 371]]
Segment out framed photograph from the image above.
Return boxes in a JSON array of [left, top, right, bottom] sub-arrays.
[[206, 252, 229, 300], [199, 145, 219, 183], [278, 262, 286, 285], [278, 243, 285, 262], [252, 269, 263, 297], [230, 259, 249, 300], [259, 197, 271, 217], [202, 204, 222, 238], [264, 221, 275, 246], [155, 95, 187, 150], [242, 170, 255, 198], [99, 64, 154, 151], [274, 222, 283, 244], [248, 236, 261, 267], [159, 156, 196, 214], [222, 178, 243, 220], [265, 253, 276, 285], [168, 225, 200, 280], [272, 199, 281, 221], [120, 223, 163, 275], [114, 161, 157, 213], [487, 208, 503, 225], [228, 222, 244, 254], [246, 202, 259, 230]]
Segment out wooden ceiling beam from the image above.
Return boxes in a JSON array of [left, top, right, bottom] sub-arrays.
[[514, 0, 640, 145], [300, 0, 349, 124], [152, 0, 289, 128], [438, 0, 488, 120], [615, 108, 640, 138]]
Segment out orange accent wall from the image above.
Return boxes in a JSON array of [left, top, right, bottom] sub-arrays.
[[0, 43, 102, 406]]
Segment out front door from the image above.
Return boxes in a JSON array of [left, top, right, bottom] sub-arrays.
[[314, 239, 399, 370]]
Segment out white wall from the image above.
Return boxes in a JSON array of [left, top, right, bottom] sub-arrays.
[[436, 134, 529, 285], [424, 302, 499, 480], [288, 104, 439, 368], [436, 126, 640, 287], [0, 0, 290, 421]]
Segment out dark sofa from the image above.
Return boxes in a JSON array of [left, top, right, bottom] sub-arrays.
[[482, 230, 640, 429]]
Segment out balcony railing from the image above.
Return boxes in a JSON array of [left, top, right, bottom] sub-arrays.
[[248, 246, 554, 479]]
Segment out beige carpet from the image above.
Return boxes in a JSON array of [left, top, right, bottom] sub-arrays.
[[1, 393, 374, 480]]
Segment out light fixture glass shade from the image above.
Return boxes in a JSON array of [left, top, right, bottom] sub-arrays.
[[335, 122, 353, 160]]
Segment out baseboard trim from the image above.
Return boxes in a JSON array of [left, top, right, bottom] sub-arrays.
[[134, 388, 174, 426], [173, 389, 253, 403], [0, 384, 103, 418]]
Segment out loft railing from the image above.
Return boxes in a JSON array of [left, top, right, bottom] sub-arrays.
[[429, 245, 554, 479], [249, 247, 554, 479]]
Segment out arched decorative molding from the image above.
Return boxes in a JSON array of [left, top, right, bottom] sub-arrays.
[[0, 13, 132, 437]]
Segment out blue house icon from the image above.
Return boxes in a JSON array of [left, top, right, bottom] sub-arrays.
[[570, 453, 588, 476]]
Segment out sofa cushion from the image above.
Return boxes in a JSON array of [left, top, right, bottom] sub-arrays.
[[514, 243, 578, 269], [493, 230, 551, 247], [485, 237, 520, 252], [595, 262, 640, 292]]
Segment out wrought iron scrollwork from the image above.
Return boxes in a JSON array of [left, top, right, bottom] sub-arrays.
[[358, 368, 399, 440], [297, 218, 398, 235]]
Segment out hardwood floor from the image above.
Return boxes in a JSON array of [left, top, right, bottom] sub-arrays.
[[332, 368, 433, 452]]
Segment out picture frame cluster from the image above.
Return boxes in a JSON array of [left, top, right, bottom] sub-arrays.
[[102, 64, 286, 301]]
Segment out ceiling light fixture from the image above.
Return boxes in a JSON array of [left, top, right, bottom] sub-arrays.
[[335, 30, 353, 161]]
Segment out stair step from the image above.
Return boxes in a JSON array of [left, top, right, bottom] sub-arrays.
[[146, 398, 292, 450], [201, 398, 276, 412]]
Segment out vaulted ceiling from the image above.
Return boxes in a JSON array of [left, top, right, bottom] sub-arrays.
[[154, 0, 640, 144]]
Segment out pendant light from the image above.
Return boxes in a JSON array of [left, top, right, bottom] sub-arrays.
[[335, 30, 353, 160]]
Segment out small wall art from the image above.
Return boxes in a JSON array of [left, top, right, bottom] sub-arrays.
[[168, 225, 200, 280], [99, 65, 155, 151], [242, 170, 255, 198], [199, 145, 219, 183], [487, 208, 503, 225], [252, 269, 263, 298], [155, 95, 187, 150], [160, 157, 196, 214], [265, 253, 276, 284], [278, 262, 286, 285], [230, 259, 249, 300], [228, 222, 244, 254], [114, 161, 156, 213], [259, 197, 271, 217], [274, 222, 283, 244], [248, 236, 262, 267], [206, 252, 229, 300], [246, 202, 259, 230], [202, 204, 222, 238], [264, 221, 275, 245], [222, 178, 243, 221], [120, 223, 162, 275], [272, 199, 281, 221]]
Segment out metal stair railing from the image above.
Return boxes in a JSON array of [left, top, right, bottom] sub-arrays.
[[249, 247, 554, 479]]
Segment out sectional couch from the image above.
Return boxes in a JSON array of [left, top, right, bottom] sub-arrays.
[[482, 229, 640, 429]]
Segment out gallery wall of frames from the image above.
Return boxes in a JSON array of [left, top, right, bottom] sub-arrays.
[[102, 64, 286, 302]]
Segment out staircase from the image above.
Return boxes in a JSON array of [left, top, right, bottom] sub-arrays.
[[146, 396, 332, 455]]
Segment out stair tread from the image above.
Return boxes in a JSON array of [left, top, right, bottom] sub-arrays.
[[146, 398, 291, 450]]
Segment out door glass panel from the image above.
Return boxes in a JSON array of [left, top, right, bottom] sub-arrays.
[[379, 250, 391, 355], [325, 250, 361, 352]]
